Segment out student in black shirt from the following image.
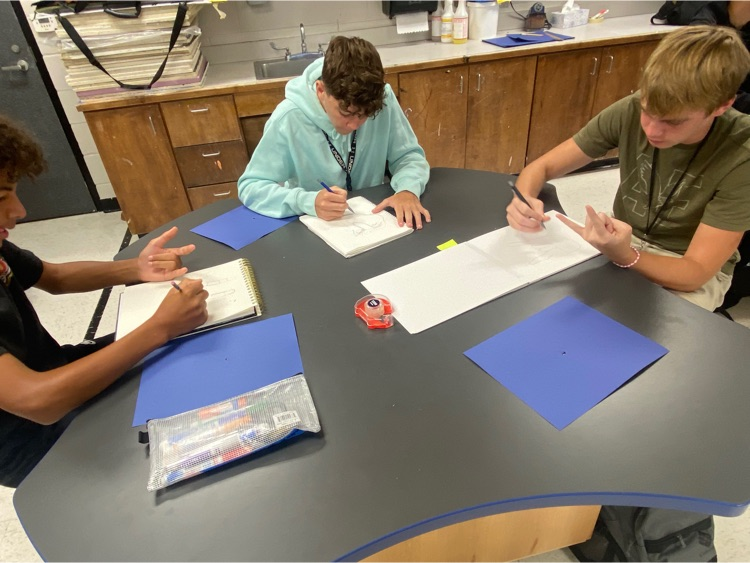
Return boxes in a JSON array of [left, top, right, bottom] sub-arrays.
[[0, 115, 209, 487]]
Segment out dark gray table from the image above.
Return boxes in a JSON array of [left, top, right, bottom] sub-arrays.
[[14, 168, 750, 561]]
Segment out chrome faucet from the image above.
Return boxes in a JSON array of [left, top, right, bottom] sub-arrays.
[[299, 23, 307, 54]]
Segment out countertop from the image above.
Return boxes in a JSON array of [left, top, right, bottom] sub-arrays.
[[78, 14, 675, 110]]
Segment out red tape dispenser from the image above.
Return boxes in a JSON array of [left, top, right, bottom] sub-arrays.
[[355, 294, 394, 329]]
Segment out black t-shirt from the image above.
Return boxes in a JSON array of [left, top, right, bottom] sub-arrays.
[[0, 241, 69, 487]]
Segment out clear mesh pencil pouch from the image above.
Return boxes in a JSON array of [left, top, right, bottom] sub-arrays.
[[146, 373, 320, 491]]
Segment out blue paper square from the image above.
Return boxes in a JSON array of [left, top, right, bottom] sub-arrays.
[[133, 314, 303, 426], [191, 205, 295, 250], [464, 297, 668, 430]]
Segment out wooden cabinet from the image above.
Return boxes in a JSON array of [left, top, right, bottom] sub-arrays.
[[526, 40, 659, 163], [80, 33, 666, 233], [465, 56, 537, 174], [161, 95, 242, 147], [85, 105, 191, 234], [591, 41, 659, 116], [399, 65, 469, 168]]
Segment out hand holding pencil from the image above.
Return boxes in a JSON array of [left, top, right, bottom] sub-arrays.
[[507, 179, 548, 232]]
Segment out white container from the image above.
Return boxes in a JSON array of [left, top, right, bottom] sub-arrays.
[[467, 0, 500, 40], [549, 8, 589, 28]]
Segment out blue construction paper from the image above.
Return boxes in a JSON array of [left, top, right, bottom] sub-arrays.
[[133, 314, 303, 426], [464, 297, 668, 430], [483, 32, 574, 48], [190, 206, 295, 250]]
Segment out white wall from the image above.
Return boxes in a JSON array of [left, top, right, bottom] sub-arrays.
[[19, 0, 663, 203]]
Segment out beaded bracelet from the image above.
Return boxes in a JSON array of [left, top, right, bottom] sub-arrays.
[[614, 247, 640, 268]]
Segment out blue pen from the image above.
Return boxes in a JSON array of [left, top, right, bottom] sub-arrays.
[[319, 180, 355, 214]]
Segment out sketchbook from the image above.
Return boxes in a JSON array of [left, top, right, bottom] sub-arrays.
[[298, 196, 413, 258], [362, 213, 600, 334], [115, 258, 262, 340]]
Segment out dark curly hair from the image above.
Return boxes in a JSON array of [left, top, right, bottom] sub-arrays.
[[0, 115, 46, 182], [321, 36, 386, 117]]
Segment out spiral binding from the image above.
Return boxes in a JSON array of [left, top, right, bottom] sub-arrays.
[[239, 258, 263, 315]]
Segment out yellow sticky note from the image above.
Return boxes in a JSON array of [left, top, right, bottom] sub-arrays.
[[437, 239, 457, 250]]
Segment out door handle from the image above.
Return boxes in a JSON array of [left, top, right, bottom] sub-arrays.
[[590, 57, 599, 76], [1, 60, 29, 72], [605, 54, 614, 74]]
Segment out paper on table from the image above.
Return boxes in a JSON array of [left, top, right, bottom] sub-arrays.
[[190, 205, 295, 251], [115, 258, 261, 341], [132, 313, 303, 426], [299, 196, 413, 258], [464, 297, 668, 429], [362, 213, 599, 334]]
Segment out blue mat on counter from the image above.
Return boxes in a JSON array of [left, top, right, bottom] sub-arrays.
[[484, 31, 574, 48]]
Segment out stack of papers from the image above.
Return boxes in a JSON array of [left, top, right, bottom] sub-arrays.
[[55, 3, 207, 97], [299, 196, 413, 258]]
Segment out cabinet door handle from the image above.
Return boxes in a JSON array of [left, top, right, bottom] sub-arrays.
[[459, 75, 464, 94], [605, 54, 614, 74], [213, 191, 231, 197], [148, 115, 156, 136], [190, 107, 209, 113], [590, 57, 599, 76], [404, 107, 412, 118], [202, 151, 221, 157], [476, 73, 482, 92]]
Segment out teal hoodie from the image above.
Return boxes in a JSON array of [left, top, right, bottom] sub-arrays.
[[238, 57, 430, 218]]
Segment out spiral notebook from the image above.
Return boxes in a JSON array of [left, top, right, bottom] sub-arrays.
[[115, 258, 262, 340]]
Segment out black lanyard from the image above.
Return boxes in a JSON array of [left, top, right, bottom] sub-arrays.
[[322, 130, 357, 191], [644, 121, 714, 237]]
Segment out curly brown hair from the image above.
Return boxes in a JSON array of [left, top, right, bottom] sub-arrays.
[[321, 36, 386, 117], [0, 115, 46, 182]]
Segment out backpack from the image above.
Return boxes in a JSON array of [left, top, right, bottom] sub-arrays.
[[569, 506, 717, 562], [651, 1, 714, 26]]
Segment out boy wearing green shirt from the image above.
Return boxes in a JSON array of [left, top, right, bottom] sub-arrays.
[[507, 25, 750, 311]]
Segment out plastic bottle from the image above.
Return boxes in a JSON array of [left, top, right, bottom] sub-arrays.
[[441, 0, 454, 44], [431, 2, 443, 42], [453, 0, 469, 44]]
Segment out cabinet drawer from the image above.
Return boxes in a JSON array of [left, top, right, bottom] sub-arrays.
[[235, 87, 285, 118], [187, 182, 239, 210], [161, 95, 242, 147], [174, 140, 248, 188]]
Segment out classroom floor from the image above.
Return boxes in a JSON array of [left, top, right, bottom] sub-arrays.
[[2, 168, 750, 561]]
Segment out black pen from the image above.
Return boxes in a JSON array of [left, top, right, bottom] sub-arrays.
[[171, 281, 183, 292], [509, 180, 546, 229]]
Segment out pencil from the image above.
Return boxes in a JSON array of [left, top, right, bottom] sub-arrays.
[[318, 180, 355, 214], [508, 180, 546, 230]]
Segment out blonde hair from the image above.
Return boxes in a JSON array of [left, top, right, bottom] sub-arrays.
[[640, 25, 750, 116]]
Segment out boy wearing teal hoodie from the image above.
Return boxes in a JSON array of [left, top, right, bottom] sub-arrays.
[[238, 36, 431, 230]]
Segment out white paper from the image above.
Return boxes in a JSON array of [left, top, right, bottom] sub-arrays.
[[115, 258, 261, 340], [361, 213, 600, 334], [395, 11, 429, 34], [299, 196, 413, 258]]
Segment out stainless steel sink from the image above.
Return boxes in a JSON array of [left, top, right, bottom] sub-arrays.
[[253, 53, 323, 80]]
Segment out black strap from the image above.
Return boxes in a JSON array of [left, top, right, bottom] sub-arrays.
[[644, 121, 715, 237], [322, 130, 357, 191], [57, 1, 187, 90]]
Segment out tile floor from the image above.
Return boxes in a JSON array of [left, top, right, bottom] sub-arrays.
[[2, 169, 750, 562]]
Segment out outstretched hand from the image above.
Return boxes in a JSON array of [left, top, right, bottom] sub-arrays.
[[557, 206, 635, 264], [137, 226, 196, 282], [372, 191, 431, 230]]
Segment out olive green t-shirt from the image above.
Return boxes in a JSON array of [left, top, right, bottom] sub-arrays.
[[573, 93, 750, 275]]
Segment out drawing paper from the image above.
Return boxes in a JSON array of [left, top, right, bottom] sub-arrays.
[[464, 297, 669, 429], [362, 213, 599, 333], [116, 258, 261, 340], [299, 196, 413, 257]]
